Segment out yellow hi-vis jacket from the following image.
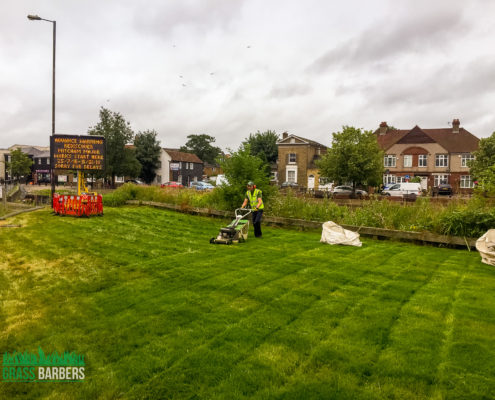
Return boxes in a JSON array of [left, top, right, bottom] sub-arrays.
[[246, 188, 264, 210]]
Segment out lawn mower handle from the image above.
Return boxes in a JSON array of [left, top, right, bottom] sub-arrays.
[[235, 208, 252, 219]]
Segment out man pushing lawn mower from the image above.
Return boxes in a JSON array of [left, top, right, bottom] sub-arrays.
[[241, 181, 264, 238], [210, 181, 264, 244]]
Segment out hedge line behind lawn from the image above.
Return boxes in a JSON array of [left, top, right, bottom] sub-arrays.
[[103, 184, 495, 238]]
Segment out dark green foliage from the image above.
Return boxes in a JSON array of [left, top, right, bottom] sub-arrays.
[[7, 148, 33, 182], [180, 134, 221, 164], [469, 131, 495, 196], [242, 130, 279, 164], [0, 207, 493, 399], [317, 126, 384, 191], [218, 145, 275, 209], [134, 130, 161, 184], [88, 107, 140, 184], [438, 206, 495, 237]]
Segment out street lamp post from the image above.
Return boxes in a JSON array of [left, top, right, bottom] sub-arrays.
[[27, 14, 56, 206]]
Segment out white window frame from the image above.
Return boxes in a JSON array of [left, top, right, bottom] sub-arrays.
[[286, 165, 298, 183], [288, 153, 297, 164], [433, 174, 449, 187], [435, 154, 449, 167], [403, 155, 412, 168], [383, 174, 396, 184], [461, 154, 474, 167], [384, 155, 396, 167], [418, 154, 427, 167], [460, 175, 474, 188]]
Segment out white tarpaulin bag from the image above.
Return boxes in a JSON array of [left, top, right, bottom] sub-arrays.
[[476, 229, 495, 266], [320, 221, 362, 247]]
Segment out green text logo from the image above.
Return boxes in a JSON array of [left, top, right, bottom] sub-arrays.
[[2, 347, 85, 383]]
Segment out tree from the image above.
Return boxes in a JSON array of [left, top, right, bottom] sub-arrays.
[[7, 148, 33, 182], [469, 131, 495, 196], [218, 145, 275, 209], [180, 134, 221, 165], [88, 107, 139, 186], [317, 126, 383, 194], [134, 130, 161, 184], [241, 130, 279, 164]]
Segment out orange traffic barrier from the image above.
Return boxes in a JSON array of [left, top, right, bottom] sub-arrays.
[[53, 193, 103, 217]]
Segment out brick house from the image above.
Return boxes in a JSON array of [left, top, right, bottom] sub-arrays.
[[161, 149, 203, 186], [375, 119, 479, 194], [277, 132, 327, 190]]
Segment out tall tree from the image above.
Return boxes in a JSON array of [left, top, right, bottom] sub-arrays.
[[7, 148, 33, 182], [317, 126, 383, 194], [180, 134, 221, 164], [218, 145, 274, 209], [134, 130, 161, 184], [468, 131, 495, 196], [242, 130, 279, 164], [88, 107, 139, 186]]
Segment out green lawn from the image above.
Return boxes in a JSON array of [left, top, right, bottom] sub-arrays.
[[0, 206, 494, 399]]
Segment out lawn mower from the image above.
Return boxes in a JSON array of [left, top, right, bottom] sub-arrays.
[[210, 208, 252, 244]]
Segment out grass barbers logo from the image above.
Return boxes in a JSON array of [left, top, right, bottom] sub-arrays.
[[2, 347, 85, 382]]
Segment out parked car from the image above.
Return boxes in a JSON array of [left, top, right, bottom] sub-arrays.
[[332, 186, 368, 198], [190, 181, 214, 190], [433, 184, 453, 196], [318, 182, 334, 192], [161, 181, 184, 188], [382, 182, 422, 197], [280, 182, 299, 188], [126, 179, 144, 185]]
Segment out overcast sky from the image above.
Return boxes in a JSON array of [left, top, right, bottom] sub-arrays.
[[2, 0, 495, 151]]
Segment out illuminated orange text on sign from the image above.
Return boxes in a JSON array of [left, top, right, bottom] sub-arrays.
[[51, 135, 105, 171]]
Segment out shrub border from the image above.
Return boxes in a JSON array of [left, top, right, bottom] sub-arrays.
[[126, 200, 477, 250]]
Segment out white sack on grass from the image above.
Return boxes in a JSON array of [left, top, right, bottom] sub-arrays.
[[320, 221, 362, 247], [476, 229, 495, 266]]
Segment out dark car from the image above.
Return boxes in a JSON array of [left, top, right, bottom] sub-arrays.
[[433, 184, 453, 196]]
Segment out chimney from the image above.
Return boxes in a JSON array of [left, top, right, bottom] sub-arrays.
[[379, 121, 388, 135], [452, 119, 460, 133], [282, 132, 288, 139]]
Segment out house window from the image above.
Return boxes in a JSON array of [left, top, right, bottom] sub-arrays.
[[384, 155, 396, 167], [434, 175, 449, 187], [287, 170, 296, 182], [383, 174, 396, 184], [288, 153, 296, 164], [460, 175, 474, 188], [461, 154, 474, 167], [435, 154, 448, 167], [157, 161, 162, 168], [418, 154, 427, 167], [38, 158, 42, 165], [403, 155, 412, 168], [46, 158, 50, 165]]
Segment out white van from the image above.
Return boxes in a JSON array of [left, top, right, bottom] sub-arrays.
[[382, 182, 422, 197]]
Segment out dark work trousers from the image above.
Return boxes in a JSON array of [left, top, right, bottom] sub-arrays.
[[252, 210, 263, 237]]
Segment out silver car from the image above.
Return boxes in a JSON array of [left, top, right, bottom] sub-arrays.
[[332, 185, 368, 198]]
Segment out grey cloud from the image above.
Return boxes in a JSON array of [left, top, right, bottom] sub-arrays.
[[133, 0, 246, 37], [365, 56, 495, 107], [308, 7, 469, 73], [268, 82, 312, 99]]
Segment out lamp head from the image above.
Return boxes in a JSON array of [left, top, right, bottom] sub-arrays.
[[27, 15, 42, 20]]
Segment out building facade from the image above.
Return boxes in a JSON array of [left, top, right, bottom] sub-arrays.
[[375, 119, 479, 194], [277, 132, 327, 190], [153, 149, 203, 186]]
